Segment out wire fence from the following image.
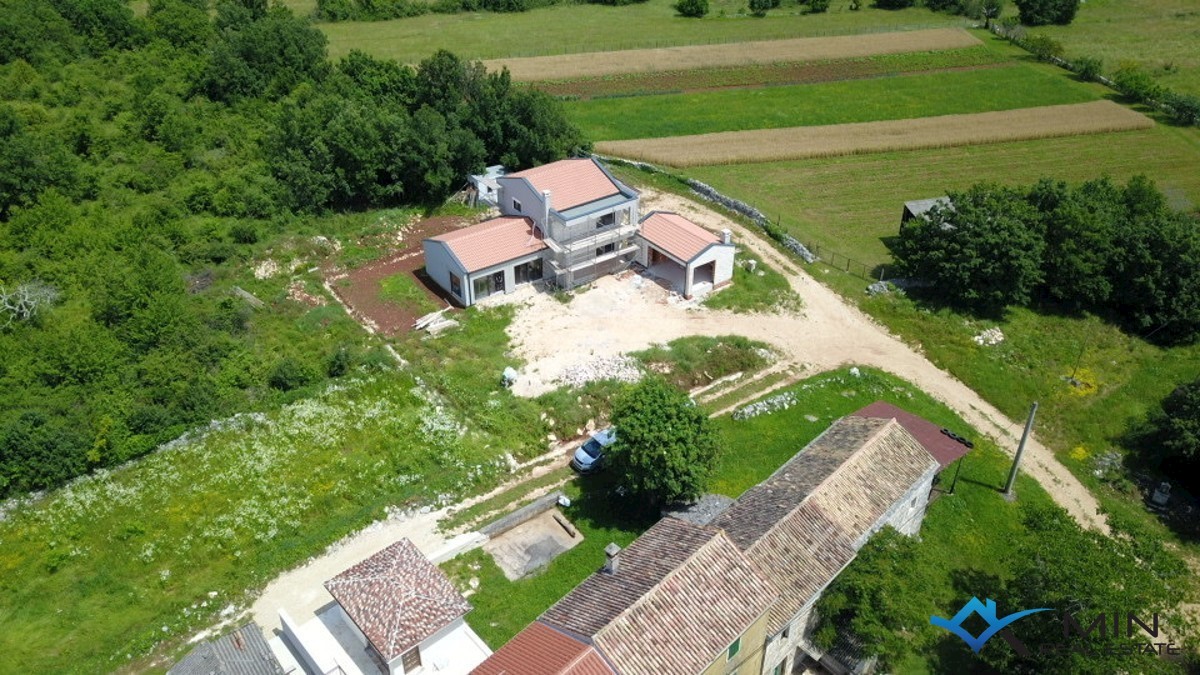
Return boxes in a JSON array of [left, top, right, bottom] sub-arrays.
[[804, 242, 882, 283]]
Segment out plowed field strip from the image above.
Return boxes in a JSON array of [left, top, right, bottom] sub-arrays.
[[537, 49, 1009, 99], [485, 27, 980, 82], [595, 101, 1154, 167]]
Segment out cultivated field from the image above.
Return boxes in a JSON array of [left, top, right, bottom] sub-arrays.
[[597, 101, 1153, 167], [484, 27, 979, 81], [566, 64, 1099, 141]]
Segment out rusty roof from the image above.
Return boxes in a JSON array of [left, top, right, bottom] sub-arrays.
[[324, 539, 471, 662], [711, 417, 940, 631], [638, 211, 722, 263], [507, 159, 623, 212], [472, 621, 615, 675], [427, 216, 546, 274], [852, 401, 970, 468]]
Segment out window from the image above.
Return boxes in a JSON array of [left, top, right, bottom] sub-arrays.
[[771, 661, 785, 675], [596, 213, 615, 229], [449, 273, 462, 298], [401, 647, 421, 671], [512, 198, 522, 213], [515, 258, 543, 285], [596, 242, 616, 257], [727, 637, 741, 661], [781, 623, 791, 639]]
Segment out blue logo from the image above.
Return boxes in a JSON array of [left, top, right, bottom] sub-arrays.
[[931, 597, 1050, 653]]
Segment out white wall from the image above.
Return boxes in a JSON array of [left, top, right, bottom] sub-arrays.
[[422, 239, 469, 306], [496, 177, 546, 227], [687, 243, 735, 295], [466, 251, 547, 303]]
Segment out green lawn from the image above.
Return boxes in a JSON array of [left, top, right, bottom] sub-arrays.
[[703, 250, 800, 314], [566, 63, 1100, 140], [1029, 0, 1200, 97], [319, 1, 966, 62], [380, 273, 440, 316], [688, 125, 1200, 270]]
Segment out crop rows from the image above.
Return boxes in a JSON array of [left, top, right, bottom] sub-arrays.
[[595, 101, 1154, 167]]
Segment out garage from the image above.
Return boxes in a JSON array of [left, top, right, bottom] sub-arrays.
[[637, 211, 736, 298]]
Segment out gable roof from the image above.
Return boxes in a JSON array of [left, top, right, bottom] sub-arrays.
[[507, 159, 624, 212], [852, 401, 970, 468], [539, 518, 777, 675], [638, 211, 723, 264], [427, 216, 545, 274], [169, 624, 283, 675], [472, 621, 615, 675], [710, 417, 939, 632], [324, 538, 471, 662]]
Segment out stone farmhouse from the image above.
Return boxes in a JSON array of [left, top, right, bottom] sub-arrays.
[[423, 158, 736, 306], [472, 402, 970, 675]]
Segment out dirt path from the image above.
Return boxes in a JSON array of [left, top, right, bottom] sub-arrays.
[[506, 188, 1108, 534]]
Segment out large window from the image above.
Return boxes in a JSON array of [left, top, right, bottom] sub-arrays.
[[596, 242, 616, 257], [512, 198, 522, 213], [515, 258, 543, 285], [596, 213, 615, 229], [473, 271, 505, 300]]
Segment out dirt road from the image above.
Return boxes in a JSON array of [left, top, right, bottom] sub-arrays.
[[507, 188, 1108, 534]]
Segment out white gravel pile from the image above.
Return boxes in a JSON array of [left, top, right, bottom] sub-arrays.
[[557, 355, 643, 388]]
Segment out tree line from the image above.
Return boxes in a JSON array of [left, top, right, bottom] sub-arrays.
[[314, 0, 646, 22], [895, 176, 1200, 346], [0, 0, 586, 496]]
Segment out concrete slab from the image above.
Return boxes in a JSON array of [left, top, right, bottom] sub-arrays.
[[482, 508, 583, 581]]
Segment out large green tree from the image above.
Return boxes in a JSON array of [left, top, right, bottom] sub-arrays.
[[1012, 0, 1079, 25], [607, 377, 720, 507], [895, 184, 1045, 313]]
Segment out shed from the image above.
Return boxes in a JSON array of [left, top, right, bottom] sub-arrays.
[[901, 197, 952, 230], [636, 211, 735, 298]]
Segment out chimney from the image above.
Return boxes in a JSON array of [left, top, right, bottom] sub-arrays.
[[603, 542, 621, 575], [721, 229, 732, 245], [542, 190, 552, 227]]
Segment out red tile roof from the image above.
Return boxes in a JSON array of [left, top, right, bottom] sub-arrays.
[[324, 539, 471, 662], [472, 622, 614, 675], [639, 212, 722, 263], [428, 216, 546, 274], [508, 159, 622, 211], [852, 401, 970, 468]]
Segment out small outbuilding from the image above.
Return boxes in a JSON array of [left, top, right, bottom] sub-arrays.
[[637, 211, 735, 298], [900, 197, 952, 230], [323, 538, 491, 675]]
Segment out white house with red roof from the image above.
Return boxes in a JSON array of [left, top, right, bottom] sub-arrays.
[[424, 158, 735, 305]]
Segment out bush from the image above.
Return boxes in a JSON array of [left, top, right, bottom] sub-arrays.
[[327, 345, 352, 377], [808, 0, 831, 11], [1013, 0, 1079, 26], [268, 357, 316, 391], [1023, 34, 1064, 62], [230, 222, 259, 244], [924, 0, 961, 11], [748, 0, 772, 16], [1073, 55, 1103, 82], [874, 0, 915, 8], [1112, 61, 1162, 102], [674, 0, 708, 16], [1164, 91, 1200, 126]]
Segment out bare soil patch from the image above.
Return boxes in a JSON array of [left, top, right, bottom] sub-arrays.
[[538, 57, 1008, 100], [483, 508, 583, 581], [597, 101, 1154, 167], [325, 216, 463, 335], [486, 28, 981, 82]]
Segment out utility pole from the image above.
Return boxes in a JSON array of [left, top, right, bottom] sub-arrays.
[[1004, 402, 1038, 499]]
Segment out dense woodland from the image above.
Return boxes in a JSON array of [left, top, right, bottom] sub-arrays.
[[0, 0, 585, 497]]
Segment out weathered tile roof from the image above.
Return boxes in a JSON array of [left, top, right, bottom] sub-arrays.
[[169, 624, 283, 675], [638, 211, 722, 264], [591, 527, 778, 675], [324, 538, 471, 662], [508, 159, 623, 212], [428, 216, 545, 273], [711, 417, 939, 632], [852, 400, 970, 468], [539, 518, 776, 675], [472, 621, 615, 675]]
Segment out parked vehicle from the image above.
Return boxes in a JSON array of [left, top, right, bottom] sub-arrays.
[[570, 428, 617, 474]]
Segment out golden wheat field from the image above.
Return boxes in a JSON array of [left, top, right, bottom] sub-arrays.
[[595, 101, 1154, 167], [484, 28, 980, 82]]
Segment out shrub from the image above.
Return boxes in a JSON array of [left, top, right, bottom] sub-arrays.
[[749, 0, 772, 16], [1024, 34, 1064, 62], [874, 0, 914, 7], [1073, 56, 1103, 82], [924, 0, 962, 12], [230, 222, 259, 244], [674, 0, 708, 16], [268, 357, 316, 391], [1112, 61, 1162, 102], [808, 0, 831, 11], [1164, 91, 1200, 126], [327, 346, 352, 377]]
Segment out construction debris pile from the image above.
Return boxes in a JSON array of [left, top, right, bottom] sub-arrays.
[[557, 355, 643, 388]]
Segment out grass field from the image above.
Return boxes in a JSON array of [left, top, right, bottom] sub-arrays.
[[687, 125, 1200, 268], [1030, 0, 1200, 97], [320, 2, 966, 62], [566, 64, 1100, 141], [485, 27, 978, 81], [380, 273, 440, 316]]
